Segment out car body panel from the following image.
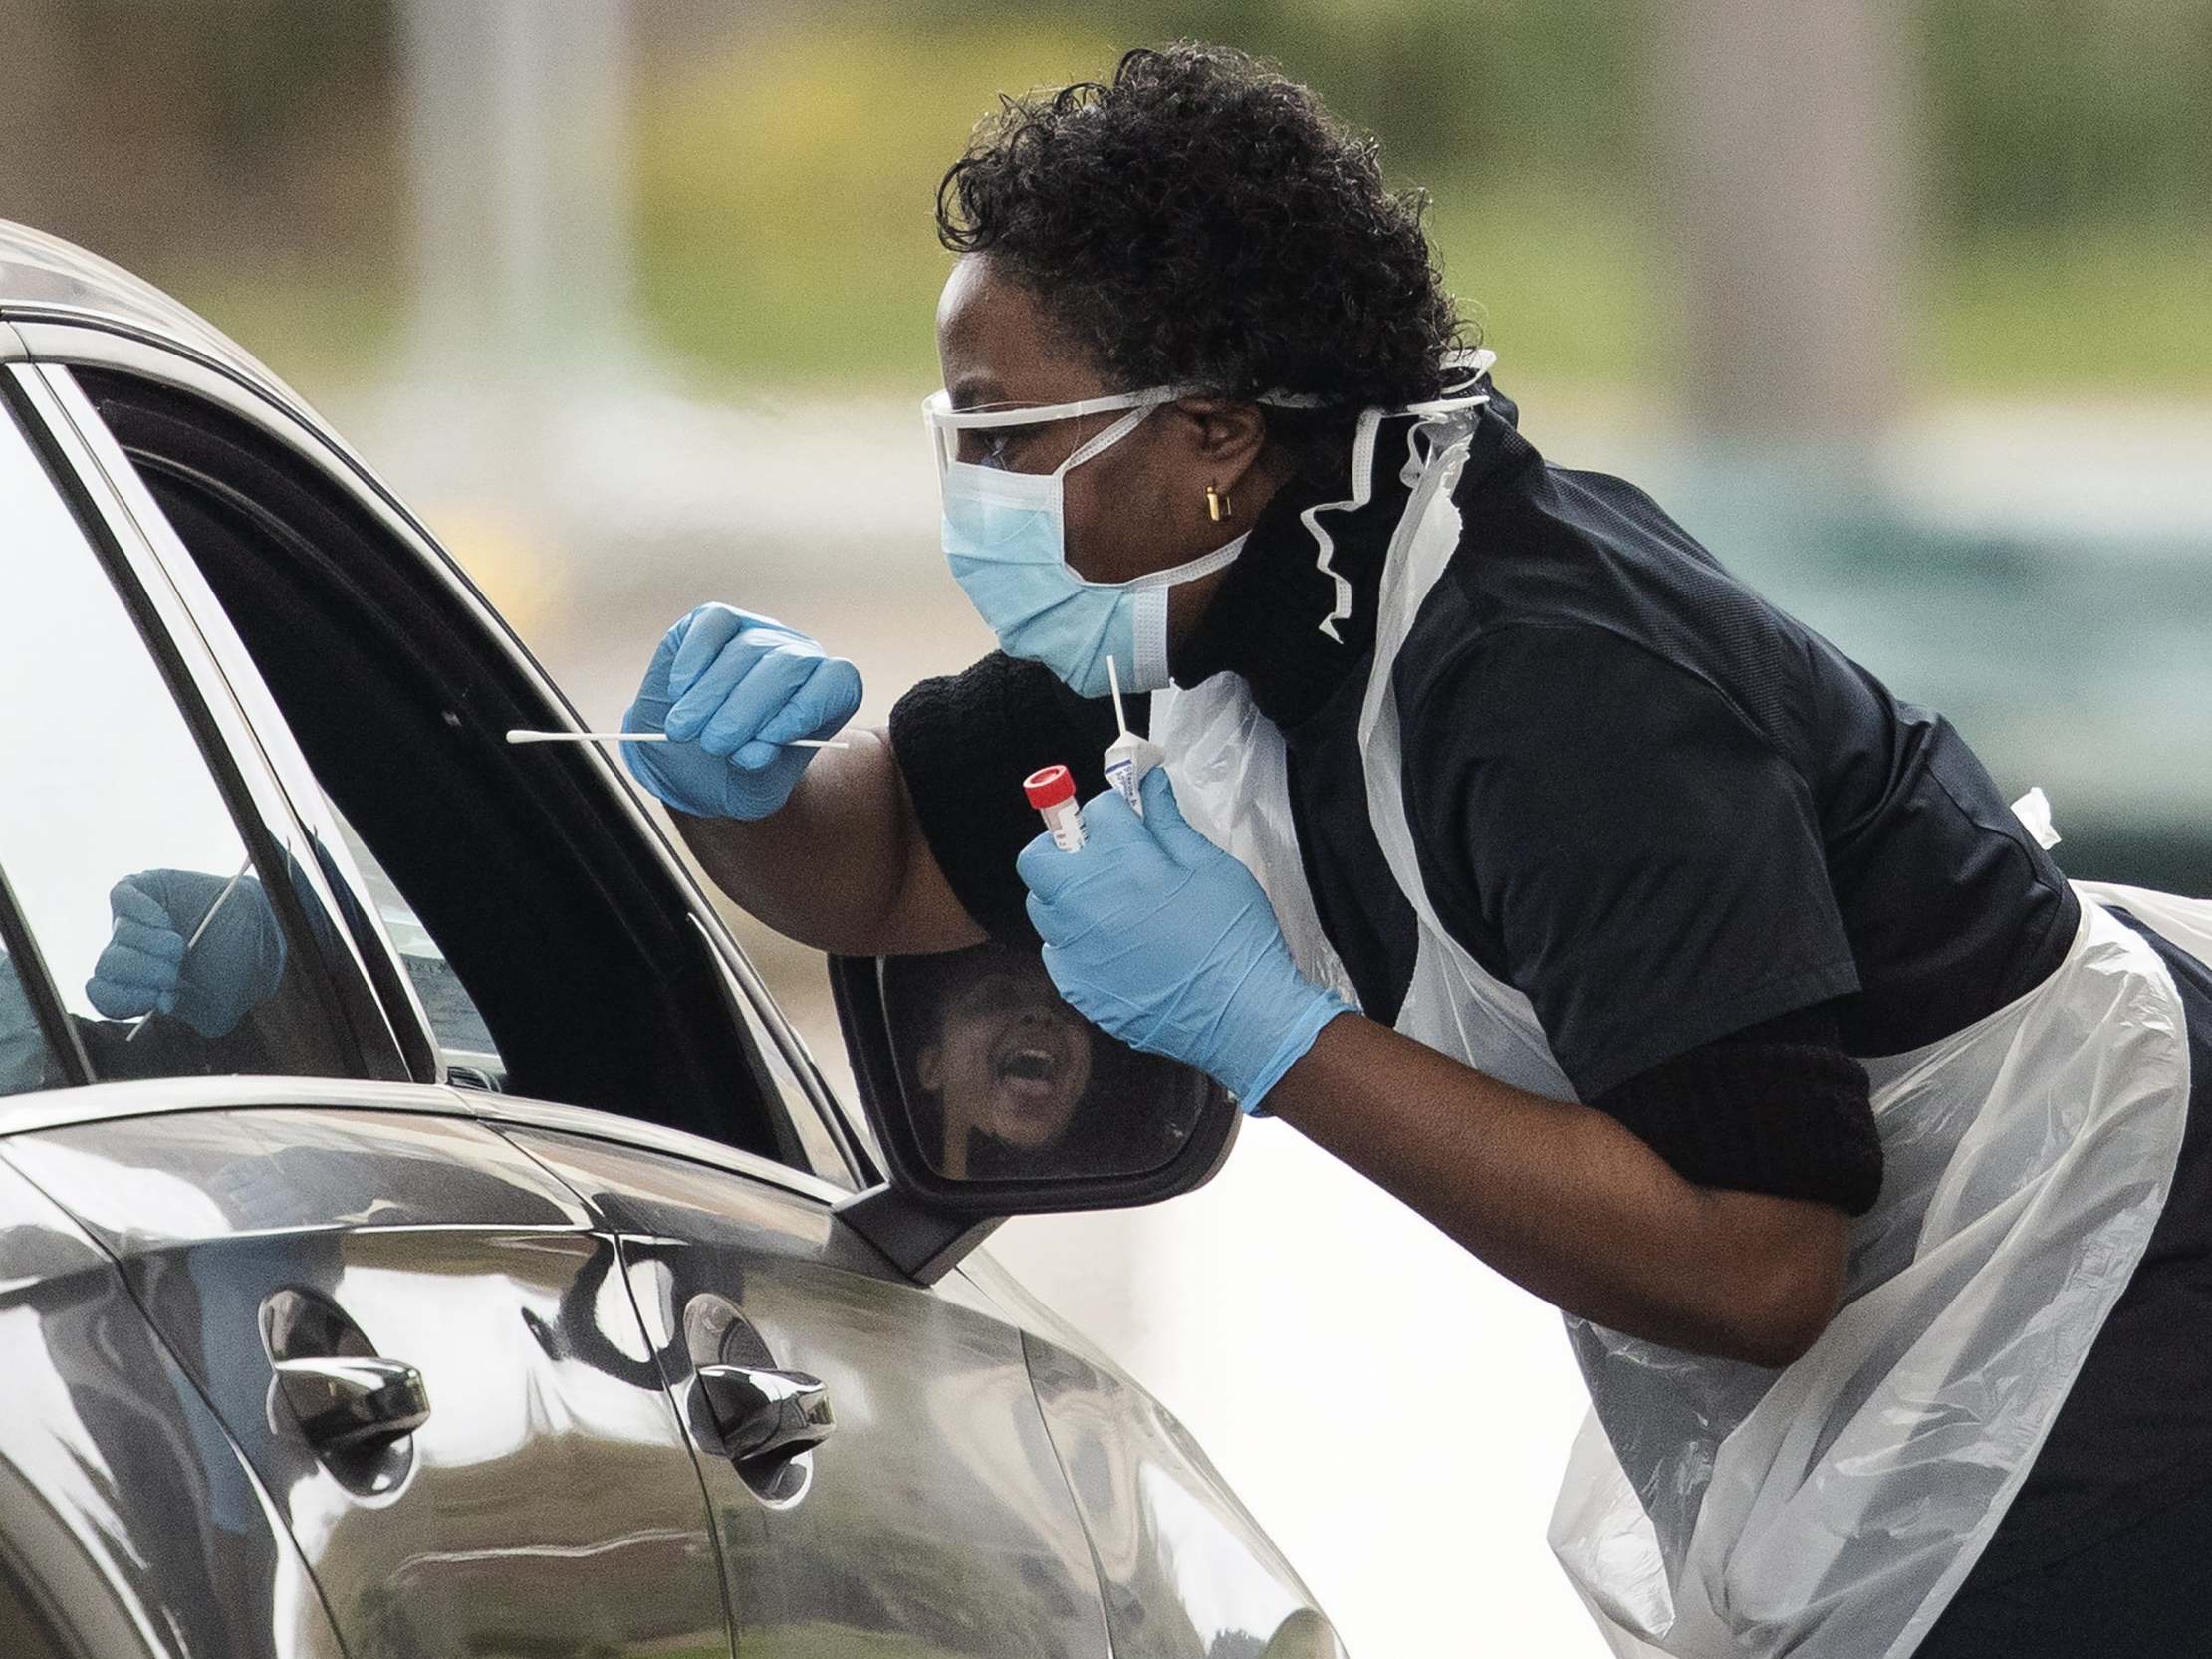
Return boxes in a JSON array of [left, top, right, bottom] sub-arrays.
[[950, 1252, 1348, 1659], [508, 1125, 1115, 1659], [3, 1107, 732, 1659], [1024, 1337, 1348, 1659], [0, 1102, 591, 1246], [0, 1156, 347, 1659]]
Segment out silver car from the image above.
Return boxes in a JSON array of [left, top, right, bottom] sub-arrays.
[[0, 221, 1344, 1659]]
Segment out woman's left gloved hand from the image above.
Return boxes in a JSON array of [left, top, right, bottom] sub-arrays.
[[86, 869, 286, 1039], [1017, 767, 1350, 1110]]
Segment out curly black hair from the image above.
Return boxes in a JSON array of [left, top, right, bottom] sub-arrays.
[[937, 43, 1466, 423]]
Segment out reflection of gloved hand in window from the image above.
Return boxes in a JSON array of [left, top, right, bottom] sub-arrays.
[[622, 602, 861, 822], [86, 869, 286, 1039], [1017, 768, 1351, 1112], [0, 953, 47, 1093]]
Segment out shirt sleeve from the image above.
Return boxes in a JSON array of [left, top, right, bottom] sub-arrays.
[[1592, 1002, 1882, 1215], [887, 652, 1130, 943], [1400, 620, 1862, 1101]]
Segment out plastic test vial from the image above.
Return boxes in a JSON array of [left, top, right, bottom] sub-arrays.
[[1024, 764, 1087, 852]]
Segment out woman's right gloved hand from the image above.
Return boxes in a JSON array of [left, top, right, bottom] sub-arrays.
[[622, 603, 862, 822]]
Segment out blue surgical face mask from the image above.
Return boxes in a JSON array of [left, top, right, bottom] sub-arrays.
[[923, 386, 1247, 698]]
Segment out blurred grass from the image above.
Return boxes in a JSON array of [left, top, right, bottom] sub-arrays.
[[1930, 226, 2212, 393]]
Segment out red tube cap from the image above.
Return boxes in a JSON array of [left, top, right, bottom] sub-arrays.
[[1023, 764, 1076, 809]]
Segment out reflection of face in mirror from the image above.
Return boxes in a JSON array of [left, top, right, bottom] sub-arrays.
[[884, 940, 1215, 1186], [915, 960, 1096, 1176]]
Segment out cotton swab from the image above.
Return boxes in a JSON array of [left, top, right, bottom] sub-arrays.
[[126, 854, 253, 1043], [505, 729, 851, 749]]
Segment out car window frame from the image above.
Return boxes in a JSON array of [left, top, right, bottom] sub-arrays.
[[0, 363, 408, 1089], [13, 325, 876, 1193]]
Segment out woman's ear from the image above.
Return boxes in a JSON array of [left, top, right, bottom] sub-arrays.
[[915, 1042, 943, 1092], [1170, 397, 1273, 494]]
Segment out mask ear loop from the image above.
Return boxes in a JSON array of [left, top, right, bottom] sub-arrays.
[[1056, 402, 1158, 476]]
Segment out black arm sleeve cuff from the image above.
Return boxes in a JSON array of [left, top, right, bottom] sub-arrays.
[[1590, 1004, 1883, 1216], [887, 653, 1129, 944]]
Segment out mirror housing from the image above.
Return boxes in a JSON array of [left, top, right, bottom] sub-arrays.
[[828, 946, 1240, 1233]]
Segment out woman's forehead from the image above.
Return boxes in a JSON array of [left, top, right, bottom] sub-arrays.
[[936, 255, 1109, 410]]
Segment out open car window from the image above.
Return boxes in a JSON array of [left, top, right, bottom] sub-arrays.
[[324, 800, 503, 1085], [69, 366, 831, 1176], [0, 385, 359, 1090]]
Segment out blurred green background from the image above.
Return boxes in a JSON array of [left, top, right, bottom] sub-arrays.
[[8, 0, 2209, 396]]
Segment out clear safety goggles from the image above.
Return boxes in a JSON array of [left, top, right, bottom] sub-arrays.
[[921, 385, 1197, 474], [919, 346, 1500, 471]]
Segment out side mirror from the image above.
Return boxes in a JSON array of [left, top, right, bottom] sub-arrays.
[[828, 941, 1239, 1242]]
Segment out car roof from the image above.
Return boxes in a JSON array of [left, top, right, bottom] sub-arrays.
[[0, 218, 309, 416]]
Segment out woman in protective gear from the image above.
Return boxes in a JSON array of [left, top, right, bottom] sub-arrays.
[[624, 45, 2212, 1657]]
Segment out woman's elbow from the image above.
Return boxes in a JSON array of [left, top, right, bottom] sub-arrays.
[[1704, 1195, 1851, 1368], [1734, 1271, 1843, 1368]]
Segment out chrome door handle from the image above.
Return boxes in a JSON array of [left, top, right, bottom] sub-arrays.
[[274, 1356, 431, 1453], [696, 1364, 834, 1464]]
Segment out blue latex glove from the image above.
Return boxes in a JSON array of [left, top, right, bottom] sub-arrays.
[[622, 603, 862, 822], [1017, 767, 1351, 1112], [86, 869, 286, 1040]]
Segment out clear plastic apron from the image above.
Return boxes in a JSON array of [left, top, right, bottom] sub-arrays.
[[1155, 407, 2203, 1657]]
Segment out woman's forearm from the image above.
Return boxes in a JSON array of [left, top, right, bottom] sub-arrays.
[[1265, 1014, 1848, 1367], [669, 727, 985, 958]]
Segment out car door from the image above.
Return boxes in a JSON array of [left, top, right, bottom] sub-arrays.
[[0, 1101, 733, 1659], [0, 365, 735, 1659], [507, 1119, 1114, 1658], [29, 339, 1113, 1655]]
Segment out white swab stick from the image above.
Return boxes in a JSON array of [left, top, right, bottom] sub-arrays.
[[505, 729, 851, 749]]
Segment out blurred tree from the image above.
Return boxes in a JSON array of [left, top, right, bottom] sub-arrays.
[[1653, 0, 1908, 440], [0, 0, 394, 267], [400, 0, 641, 379], [1921, 0, 2212, 238]]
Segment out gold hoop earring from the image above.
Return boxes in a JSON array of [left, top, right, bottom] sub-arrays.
[[1205, 482, 1234, 522]]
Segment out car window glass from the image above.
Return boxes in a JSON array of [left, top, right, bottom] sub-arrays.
[[0, 936, 67, 1098], [699, 933, 859, 1188], [73, 368, 808, 1170], [325, 801, 503, 1082], [0, 403, 353, 1086]]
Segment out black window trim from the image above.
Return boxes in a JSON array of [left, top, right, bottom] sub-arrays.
[[22, 331, 875, 1192]]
